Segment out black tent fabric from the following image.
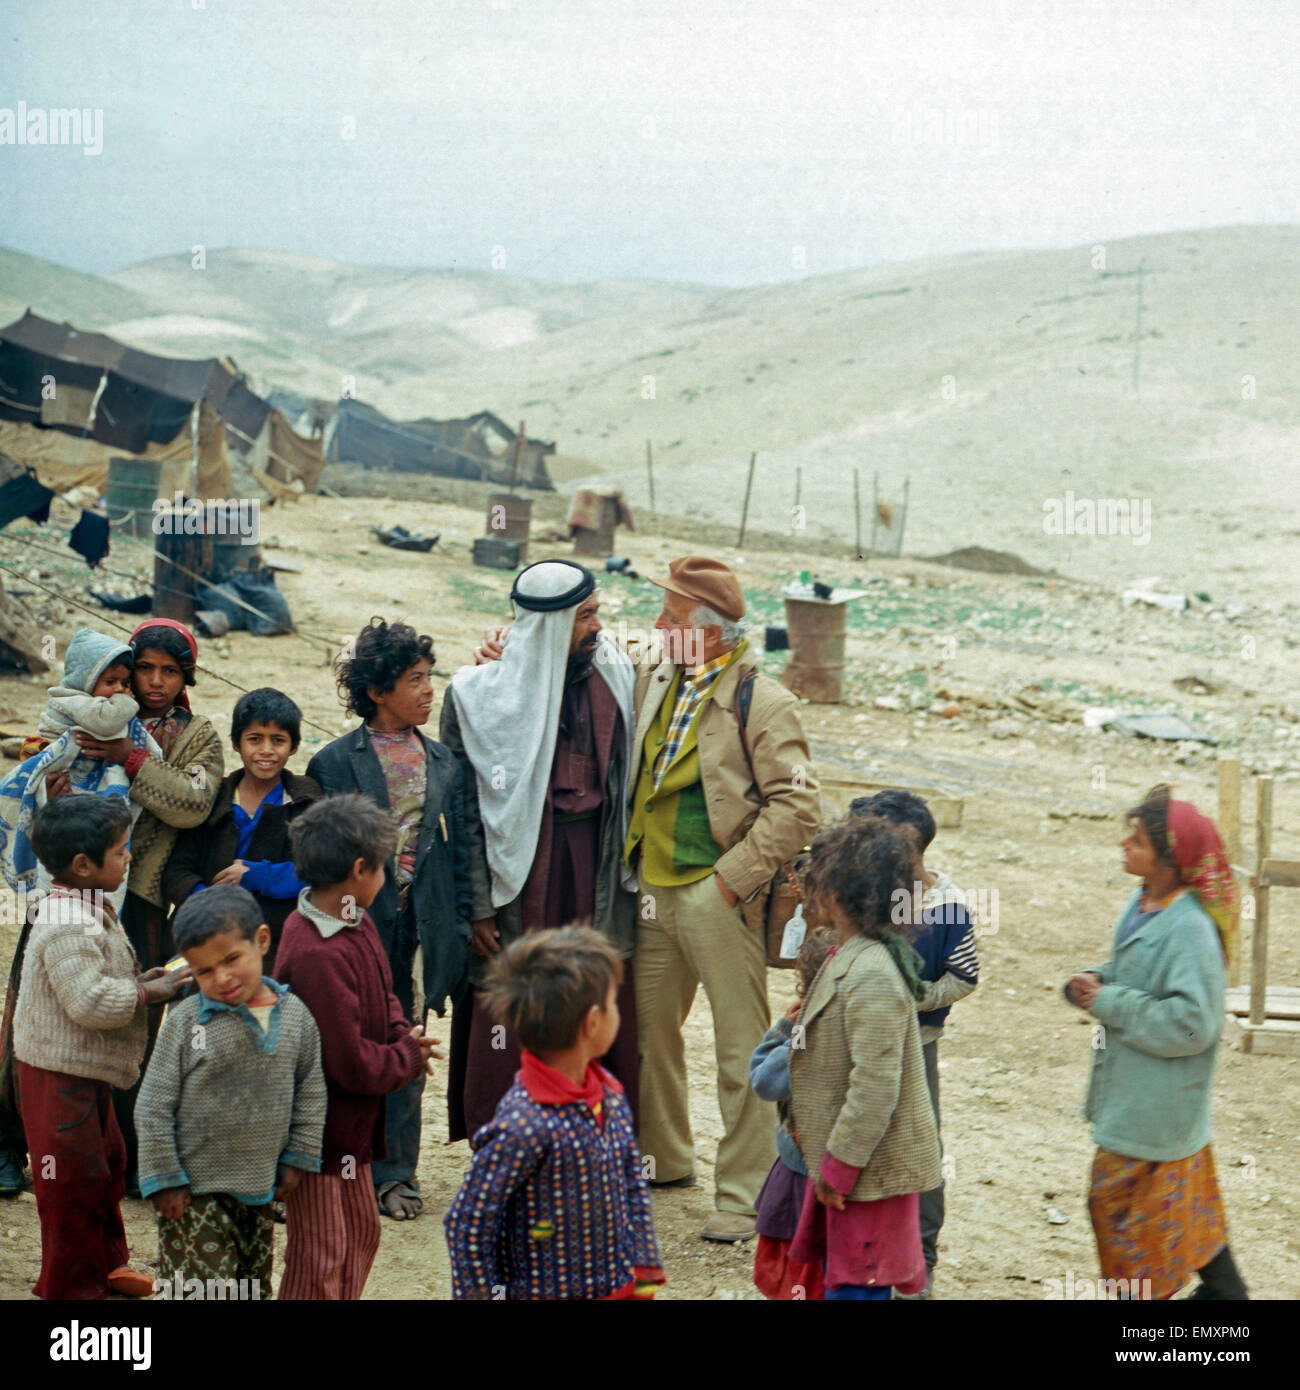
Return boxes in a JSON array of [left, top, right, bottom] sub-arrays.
[[0, 341, 103, 419], [0, 312, 276, 454], [0, 312, 125, 368], [92, 373, 162, 452], [115, 345, 233, 408], [0, 314, 122, 422], [0, 312, 248, 446], [69, 509, 111, 567], [220, 378, 272, 446], [0, 471, 55, 529]]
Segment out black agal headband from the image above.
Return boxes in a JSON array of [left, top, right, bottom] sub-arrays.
[[510, 560, 597, 612]]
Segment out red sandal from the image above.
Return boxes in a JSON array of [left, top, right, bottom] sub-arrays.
[[107, 1266, 156, 1298]]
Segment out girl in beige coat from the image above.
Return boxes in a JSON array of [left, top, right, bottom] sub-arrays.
[[788, 815, 940, 1299]]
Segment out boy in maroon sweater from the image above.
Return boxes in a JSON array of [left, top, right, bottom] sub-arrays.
[[274, 794, 440, 1299]]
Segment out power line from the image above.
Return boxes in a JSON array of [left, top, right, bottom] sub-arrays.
[[0, 557, 344, 740], [0, 526, 339, 651]]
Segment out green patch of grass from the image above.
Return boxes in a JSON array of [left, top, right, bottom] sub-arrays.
[[449, 573, 509, 616]]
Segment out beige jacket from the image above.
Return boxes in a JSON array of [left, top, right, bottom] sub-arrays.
[[789, 934, 941, 1201], [127, 712, 224, 908], [630, 643, 820, 910], [13, 892, 146, 1090]]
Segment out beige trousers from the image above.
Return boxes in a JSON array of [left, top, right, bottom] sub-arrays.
[[634, 871, 774, 1216]]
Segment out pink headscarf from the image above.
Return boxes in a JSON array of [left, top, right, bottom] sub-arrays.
[[1167, 800, 1237, 960]]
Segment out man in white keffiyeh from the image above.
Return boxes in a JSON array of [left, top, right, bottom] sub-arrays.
[[440, 560, 640, 1141]]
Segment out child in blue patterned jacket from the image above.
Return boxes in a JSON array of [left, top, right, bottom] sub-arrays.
[[444, 926, 664, 1300]]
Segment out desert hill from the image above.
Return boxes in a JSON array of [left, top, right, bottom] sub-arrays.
[[3, 226, 1298, 599]]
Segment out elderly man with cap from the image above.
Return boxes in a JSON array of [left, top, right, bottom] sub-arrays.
[[441, 559, 640, 1142], [477, 555, 820, 1242], [629, 556, 819, 1242]]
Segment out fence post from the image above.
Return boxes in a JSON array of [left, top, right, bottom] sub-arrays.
[[1218, 757, 1242, 985], [1250, 776, 1273, 1026]]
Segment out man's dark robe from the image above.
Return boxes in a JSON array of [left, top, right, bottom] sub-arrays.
[[441, 662, 638, 1143]]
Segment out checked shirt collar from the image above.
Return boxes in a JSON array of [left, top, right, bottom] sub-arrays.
[[651, 641, 745, 790]]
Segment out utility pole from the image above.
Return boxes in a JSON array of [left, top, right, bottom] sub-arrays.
[[1132, 258, 1145, 398], [737, 451, 757, 549]]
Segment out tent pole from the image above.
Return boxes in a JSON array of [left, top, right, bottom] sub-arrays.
[[188, 402, 200, 500]]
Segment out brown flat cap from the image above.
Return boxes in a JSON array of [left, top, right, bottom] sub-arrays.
[[647, 555, 746, 621]]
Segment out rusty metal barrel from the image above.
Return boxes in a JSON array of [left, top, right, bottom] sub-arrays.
[[485, 493, 532, 562], [781, 594, 848, 703], [152, 514, 213, 622]]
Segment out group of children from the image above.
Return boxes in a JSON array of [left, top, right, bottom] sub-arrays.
[[0, 615, 1250, 1302], [0, 619, 440, 1300]]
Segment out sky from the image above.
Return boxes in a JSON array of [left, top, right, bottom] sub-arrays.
[[1, 0, 1298, 286]]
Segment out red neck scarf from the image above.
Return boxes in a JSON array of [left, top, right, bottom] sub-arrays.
[[1167, 799, 1236, 960], [129, 618, 197, 714], [519, 1049, 621, 1126]]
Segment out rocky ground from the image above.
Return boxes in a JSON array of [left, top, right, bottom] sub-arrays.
[[0, 481, 1296, 1300]]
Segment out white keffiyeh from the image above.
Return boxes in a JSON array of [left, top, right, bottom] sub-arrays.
[[449, 563, 636, 909]]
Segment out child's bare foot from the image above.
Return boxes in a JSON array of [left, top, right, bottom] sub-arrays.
[[376, 1180, 422, 1220]]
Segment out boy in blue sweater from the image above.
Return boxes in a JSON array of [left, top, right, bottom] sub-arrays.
[[162, 689, 322, 969], [852, 789, 979, 1299]]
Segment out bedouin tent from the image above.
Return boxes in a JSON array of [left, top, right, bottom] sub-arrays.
[[328, 398, 555, 489], [0, 310, 296, 504]]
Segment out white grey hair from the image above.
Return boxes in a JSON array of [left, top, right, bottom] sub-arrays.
[[689, 603, 749, 648]]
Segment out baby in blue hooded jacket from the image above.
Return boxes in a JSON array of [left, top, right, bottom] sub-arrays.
[[0, 628, 158, 909]]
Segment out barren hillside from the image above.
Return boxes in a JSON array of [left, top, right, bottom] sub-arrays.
[[3, 227, 1298, 600]]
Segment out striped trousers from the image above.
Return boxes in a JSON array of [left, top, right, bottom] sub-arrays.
[[280, 1165, 381, 1300]]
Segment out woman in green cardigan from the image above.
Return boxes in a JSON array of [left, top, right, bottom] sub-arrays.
[[1066, 784, 1248, 1301]]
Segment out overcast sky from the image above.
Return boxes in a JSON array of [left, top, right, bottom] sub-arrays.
[[2, 0, 1298, 285]]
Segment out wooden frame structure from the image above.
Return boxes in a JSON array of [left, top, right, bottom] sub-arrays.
[[1219, 758, 1300, 1055]]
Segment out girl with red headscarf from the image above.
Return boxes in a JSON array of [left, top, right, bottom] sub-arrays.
[[71, 619, 225, 1195], [1066, 784, 1248, 1301]]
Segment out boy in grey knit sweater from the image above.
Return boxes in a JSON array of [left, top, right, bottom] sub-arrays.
[[136, 884, 325, 1299]]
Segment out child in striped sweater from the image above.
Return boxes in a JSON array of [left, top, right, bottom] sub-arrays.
[[444, 927, 664, 1300]]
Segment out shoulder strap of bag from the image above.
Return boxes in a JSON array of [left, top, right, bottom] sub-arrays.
[[732, 669, 767, 807]]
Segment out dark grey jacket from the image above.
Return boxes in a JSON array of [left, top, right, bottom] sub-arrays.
[[305, 724, 472, 1017], [439, 692, 635, 985]]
